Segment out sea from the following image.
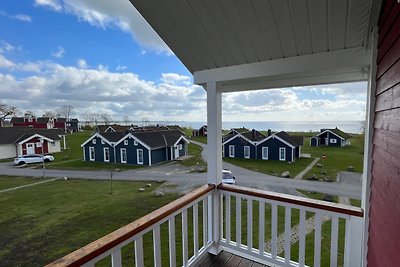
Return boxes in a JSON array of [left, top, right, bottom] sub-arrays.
[[129, 120, 363, 134]]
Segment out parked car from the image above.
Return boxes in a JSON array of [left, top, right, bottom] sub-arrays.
[[222, 169, 236, 185], [14, 154, 54, 165]]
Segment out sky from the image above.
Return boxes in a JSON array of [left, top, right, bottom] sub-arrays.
[[0, 0, 368, 124]]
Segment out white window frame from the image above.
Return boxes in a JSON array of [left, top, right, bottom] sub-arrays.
[[229, 145, 235, 158], [89, 147, 95, 161], [134, 140, 138, 146], [244, 146, 250, 159], [330, 138, 337, 144], [120, 148, 127, 163], [179, 144, 183, 150], [124, 140, 128, 145], [92, 139, 96, 144], [279, 147, 286, 161], [104, 147, 110, 162], [101, 140, 105, 145], [137, 149, 144, 165], [36, 142, 42, 148], [262, 147, 268, 160]]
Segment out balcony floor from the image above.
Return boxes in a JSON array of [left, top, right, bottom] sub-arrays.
[[197, 251, 269, 267]]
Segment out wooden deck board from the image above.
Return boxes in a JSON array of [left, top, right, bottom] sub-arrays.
[[197, 251, 269, 267]]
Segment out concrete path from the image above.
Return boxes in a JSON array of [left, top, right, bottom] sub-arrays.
[[293, 157, 320, 180], [0, 178, 60, 193]]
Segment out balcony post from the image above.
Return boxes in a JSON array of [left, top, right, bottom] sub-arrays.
[[206, 81, 222, 255], [344, 216, 363, 267]]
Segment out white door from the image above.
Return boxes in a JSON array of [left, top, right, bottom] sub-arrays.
[[325, 138, 329, 145], [174, 146, 179, 159], [26, 143, 35, 154], [137, 149, 144, 165]]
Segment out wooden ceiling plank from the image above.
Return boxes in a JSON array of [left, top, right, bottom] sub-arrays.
[[288, 0, 313, 56], [329, 0, 348, 50], [308, 0, 329, 53]]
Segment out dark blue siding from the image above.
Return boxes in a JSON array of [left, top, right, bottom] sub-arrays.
[[311, 137, 319, 146], [177, 139, 187, 157], [83, 136, 114, 162], [152, 148, 167, 164], [319, 132, 342, 147], [115, 137, 150, 165], [256, 137, 293, 162], [224, 136, 256, 159]]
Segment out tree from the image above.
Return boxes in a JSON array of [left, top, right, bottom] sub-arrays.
[[123, 115, 130, 126], [100, 113, 111, 125], [0, 103, 18, 121], [57, 105, 74, 119], [42, 111, 56, 117]]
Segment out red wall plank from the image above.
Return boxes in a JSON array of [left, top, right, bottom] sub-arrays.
[[368, 1, 400, 266]]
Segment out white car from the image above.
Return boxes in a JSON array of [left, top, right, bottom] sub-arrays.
[[14, 154, 54, 165], [222, 169, 236, 185]]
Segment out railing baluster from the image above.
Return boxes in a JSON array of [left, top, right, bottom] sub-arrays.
[[284, 206, 291, 264], [226, 193, 231, 242], [193, 203, 199, 257], [259, 201, 265, 256], [134, 237, 144, 267], [111, 249, 122, 267], [314, 213, 322, 267], [247, 199, 253, 250], [203, 197, 208, 247], [182, 209, 188, 266], [271, 204, 277, 259], [330, 216, 339, 267], [299, 209, 306, 266], [236, 195, 241, 248], [153, 226, 162, 267], [169, 217, 176, 267]]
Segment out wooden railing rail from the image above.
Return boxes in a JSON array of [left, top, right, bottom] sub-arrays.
[[46, 184, 215, 267], [218, 184, 363, 217]]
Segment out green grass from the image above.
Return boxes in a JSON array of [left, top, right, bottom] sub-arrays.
[[0, 176, 52, 191], [53, 131, 93, 161], [189, 136, 207, 144], [178, 143, 206, 171], [301, 134, 365, 180], [224, 157, 313, 178], [46, 159, 143, 170], [0, 176, 179, 266]]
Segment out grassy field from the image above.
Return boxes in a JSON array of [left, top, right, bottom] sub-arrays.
[[0, 176, 179, 266], [224, 157, 313, 178], [178, 143, 206, 171]]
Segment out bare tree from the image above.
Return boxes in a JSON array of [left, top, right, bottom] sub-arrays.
[[42, 111, 56, 117], [141, 117, 150, 126], [57, 105, 74, 119], [101, 113, 111, 125], [24, 110, 35, 117], [0, 103, 18, 121], [123, 115, 130, 126]]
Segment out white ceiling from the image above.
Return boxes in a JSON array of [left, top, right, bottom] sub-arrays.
[[130, 0, 372, 74]]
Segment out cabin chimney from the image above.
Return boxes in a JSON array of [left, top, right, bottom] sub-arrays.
[[268, 129, 272, 136]]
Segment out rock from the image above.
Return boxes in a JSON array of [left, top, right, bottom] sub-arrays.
[[347, 166, 354, 172], [63, 177, 68, 180], [114, 168, 121, 172], [320, 170, 327, 174], [157, 180, 163, 183], [308, 174, 318, 180], [323, 194, 334, 202], [138, 188, 145, 192], [323, 176, 333, 182], [153, 191, 165, 197], [316, 163, 322, 168], [281, 171, 290, 178], [145, 183, 152, 187]]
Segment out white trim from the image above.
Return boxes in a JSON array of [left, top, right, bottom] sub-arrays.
[[261, 147, 268, 160], [279, 147, 286, 161], [244, 146, 250, 159], [103, 147, 110, 162], [105, 126, 116, 132], [229, 145, 235, 158], [222, 133, 253, 146], [89, 147, 95, 161], [316, 129, 346, 141], [120, 148, 127, 163], [17, 134, 53, 145], [93, 139, 96, 144], [194, 47, 370, 90], [291, 148, 294, 162], [137, 149, 144, 165], [26, 143, 35, 154], [258, 134, 296, 149], [114, 133, 151, 150], [148, 149, 152, 166], [330, 138, 337, 144], [173, 135, 190, 147], [124, 140, 128, 145], [81, 133, 114, 147]]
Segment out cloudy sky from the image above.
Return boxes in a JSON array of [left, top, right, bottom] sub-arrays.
[[0, 0, 367, 124]]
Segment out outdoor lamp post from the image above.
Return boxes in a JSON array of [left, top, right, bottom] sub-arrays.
[[40, 138, 46, 179]]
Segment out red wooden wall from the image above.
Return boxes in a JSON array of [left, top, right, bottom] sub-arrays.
[[368, 0, 400, 265]]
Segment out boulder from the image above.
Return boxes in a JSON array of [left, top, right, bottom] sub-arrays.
[[308, 174, 318, 180], [145, 183, 152, 187], [153, 191, 165, 197], [281, 171, 290, 178], [347, 166, 354, 172], [323, 194, 334, 202], [316, 163, 322, 168], [138, 188, 145, 192]]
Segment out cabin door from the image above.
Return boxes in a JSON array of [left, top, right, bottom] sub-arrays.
[[325, 138, 329, 145], [174, 146, 179, 159], [26, 143, 35, 154]]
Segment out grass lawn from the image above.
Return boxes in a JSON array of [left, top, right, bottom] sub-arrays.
[[300, 134, 365, 180], [0, 176, 52, 191], [0, 176, 179, 266], [178, 143, 206, 171], [189, 136, 207, 144], [224, 157, 314, 178]]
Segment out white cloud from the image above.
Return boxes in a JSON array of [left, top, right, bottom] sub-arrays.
[[11, 14, 32, 22], [0, 54, 16, 68], [34, 0, 171, 54], [77, 59, 87, 69], [52, 46, 65, 58]]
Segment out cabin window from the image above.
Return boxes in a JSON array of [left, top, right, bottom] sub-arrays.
[[92, 139, 96, 144], [89, 147, 95, 161], [104, 147, 110, 162], [101, 140, 105, 145], [137, 149, 144, 164], [36, 142, 42, 148], [134, 140, 138, 146], [262, 147, 268, 160], [330, 139, 337, 143], [244, 146, 250, 158], [229, 145, 235, 158], [121, 148, 127, 163], [179, 144, 183, 150], [279, 147, 286, 161], [124, 140, 128, 145]]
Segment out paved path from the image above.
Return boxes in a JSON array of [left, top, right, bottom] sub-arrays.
[[0, 178, 60, 193], [293, 157, 320, 180]]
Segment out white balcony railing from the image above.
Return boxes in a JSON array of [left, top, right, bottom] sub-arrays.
[[47, 184, 363, 267]]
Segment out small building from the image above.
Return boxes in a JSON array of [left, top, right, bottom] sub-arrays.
[[96, 124, 138, 133], [10, 115, 79, 133], [81, 130, 189, 166], [192, 125, 207, 137], [222, 129, 265, 159], [310, 128, 351, 147], [0, 128, 65, 159]]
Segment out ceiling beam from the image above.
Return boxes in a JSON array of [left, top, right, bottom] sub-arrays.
[[194, 47, 371, 91]]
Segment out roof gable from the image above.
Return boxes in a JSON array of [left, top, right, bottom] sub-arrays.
[[316, 128, 350, 140]]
